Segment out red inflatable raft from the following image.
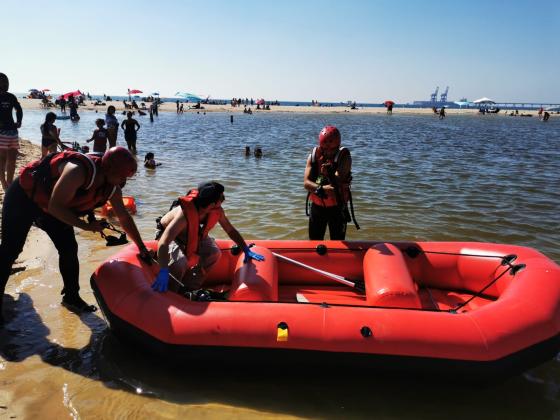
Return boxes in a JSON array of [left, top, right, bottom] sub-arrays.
[[91, 240, 560, 376], [100, 196, 137, 216]]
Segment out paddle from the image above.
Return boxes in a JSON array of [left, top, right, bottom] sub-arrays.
[[271, 252, 365, 293]]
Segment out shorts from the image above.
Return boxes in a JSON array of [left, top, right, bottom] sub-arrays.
[[42, 137, 57, 148], [168, 236, 222, 290], [0, 130, 20, 150]]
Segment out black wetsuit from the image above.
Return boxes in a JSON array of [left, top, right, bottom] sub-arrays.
[[0, 179, 80, 321]]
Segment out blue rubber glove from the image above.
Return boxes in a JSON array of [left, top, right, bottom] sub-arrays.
[[243, 246, 265, 264], [152, 268, 170, 292]]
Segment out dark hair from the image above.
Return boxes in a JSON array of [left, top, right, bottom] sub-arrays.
[[144, 152, 154, 162], [96, 118, 105, 126], [196, 181, 225, 208], [107, 105, 116, 114], [45, 112, 57, 123]]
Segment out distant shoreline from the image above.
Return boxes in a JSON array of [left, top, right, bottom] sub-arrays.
[[16, 98, 553, 117]]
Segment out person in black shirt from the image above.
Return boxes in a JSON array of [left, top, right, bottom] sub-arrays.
[[0, 73, 23, 191]]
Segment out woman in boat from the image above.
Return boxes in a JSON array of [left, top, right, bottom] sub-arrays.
[[0, 147, 151, 325], [152, 181, 264, 293]]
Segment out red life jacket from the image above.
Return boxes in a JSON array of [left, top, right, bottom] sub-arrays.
[[309, 146, 351, 207], [178, 189, 222, 267], [19, 150, 116, 214]]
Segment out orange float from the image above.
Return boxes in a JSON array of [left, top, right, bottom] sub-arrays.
[[100, 196, 137, 216], [91, 240, 560, 376]]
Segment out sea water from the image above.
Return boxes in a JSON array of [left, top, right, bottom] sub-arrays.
[[5, 109, 560, 419]]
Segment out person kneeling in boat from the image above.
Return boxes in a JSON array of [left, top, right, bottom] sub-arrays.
[[0, 146, 151, 325], [304, 125, 358, 240], [152, 181, 265, 293]]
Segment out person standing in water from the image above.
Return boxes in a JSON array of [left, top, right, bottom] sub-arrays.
[[304, 126, 356, 240], [121, 111, 140, 153], [86, 118, 109, 154], [105, 105, 119, 147], [0, 73, 23, 191], [40, 112, 65, 157]]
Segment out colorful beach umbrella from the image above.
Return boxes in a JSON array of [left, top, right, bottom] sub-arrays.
[[174, 92, 202, 102], [59, 90, 83, 100], [41, 88, 51, 92], [256, 98, 265, 105], [128, 89, 143, 94], [384, 100, 395, 107]]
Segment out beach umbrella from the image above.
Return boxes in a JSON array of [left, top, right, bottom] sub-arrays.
[[28, 88, 39, 92], [59, 90, 83, 100], [545, 106, 560, 112], [175, 92, 202, 102], [473, 97, 495, 104], [151, 92, 160, 96], [128, 89, 143, 94], [384, 100, 395, 107], [454, 101, 471, 108], [256, 98, 265, 105], [41, 88, 51, 92]]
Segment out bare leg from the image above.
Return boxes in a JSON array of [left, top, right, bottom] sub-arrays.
[[41, 146, 48, 157], [5, 149, 18, 185], [0, 150, 7, 190]]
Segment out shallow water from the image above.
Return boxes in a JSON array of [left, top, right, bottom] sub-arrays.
[[3, 109, 560, 418]]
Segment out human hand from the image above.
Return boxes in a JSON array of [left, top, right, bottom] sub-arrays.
[[242, 246, 265, 263], [84, 219, 106, 233], [138, 246, 154, 265], [16, 121, 21, 129], [152, 268, 169, 292]]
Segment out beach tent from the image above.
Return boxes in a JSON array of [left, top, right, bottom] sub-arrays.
[[454, 101, 471, 108], [473, 97, 495, 104], [59, 90, 83, 100], [175, 92, 202, 102]]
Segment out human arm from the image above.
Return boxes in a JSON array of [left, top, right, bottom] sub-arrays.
[[120, 120, 125, 130], [48, 124, 65, 150], [135, 120, 140, 132], [14, 99, 23, 128], [218, 210, 264, 263], [304, 155, 335, 196], [152, 210, 187, 292], [86, 130, 96, 143], [109, 187, 149, 254], [48, 163, 105, 231]]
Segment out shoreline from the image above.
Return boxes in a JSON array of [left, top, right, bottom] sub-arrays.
[[16, 98, 553, 117]]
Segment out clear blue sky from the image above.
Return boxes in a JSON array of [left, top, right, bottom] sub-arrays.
[[2, 0, 558, 103]]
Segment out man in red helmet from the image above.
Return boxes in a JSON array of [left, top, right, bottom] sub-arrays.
[[304, 126, 354, 240], [0, 146, 150, 326]]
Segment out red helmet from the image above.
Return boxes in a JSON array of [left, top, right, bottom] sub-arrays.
[[102, 146, 137, 178], [318, 126, 341, 149]]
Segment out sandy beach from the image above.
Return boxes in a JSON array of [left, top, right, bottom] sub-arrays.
[[16, 97, 550, 117]]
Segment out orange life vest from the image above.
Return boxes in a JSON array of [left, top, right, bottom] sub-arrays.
[[309, 146, 351, 207], [19, 150, 116, 215], [178, 189, 221, 267]]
